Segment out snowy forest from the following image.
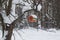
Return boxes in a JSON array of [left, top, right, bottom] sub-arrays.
[[0, 0, 60, 40]]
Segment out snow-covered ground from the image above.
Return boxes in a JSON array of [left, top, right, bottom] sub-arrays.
[[12, 28, 60, 40], [0, 28, 60, 40]]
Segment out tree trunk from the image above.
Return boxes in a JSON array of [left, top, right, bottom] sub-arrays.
[[0, 3, 5, 37], [0, 13, 5, 37], [41, 0, 46, 28], [5, 23, 14, 40], [6, 0, 13, 16]]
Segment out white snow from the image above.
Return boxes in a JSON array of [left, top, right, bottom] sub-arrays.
[[37, 4, 42, 11], [0, 28, 60, 40], [31, 14, 37, 18], [12, 28, 60, 40]]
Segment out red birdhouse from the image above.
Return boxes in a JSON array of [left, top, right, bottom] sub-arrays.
[[28, 15, 37, 23]]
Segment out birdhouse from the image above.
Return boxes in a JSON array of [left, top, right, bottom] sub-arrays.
[[28, 15, 37, 23]]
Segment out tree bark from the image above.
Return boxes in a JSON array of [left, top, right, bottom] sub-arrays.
[[5, 23, 14, 40], [6, 0, 13, 16], [0, 13, 5, 37], [0, 3, 5, 37]]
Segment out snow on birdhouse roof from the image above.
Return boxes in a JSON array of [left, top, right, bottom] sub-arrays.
[[31, 15, 37, 18]]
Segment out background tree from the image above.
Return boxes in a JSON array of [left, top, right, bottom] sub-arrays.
[[53, 0, 60, 28], [0, 0, 13, 40]]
